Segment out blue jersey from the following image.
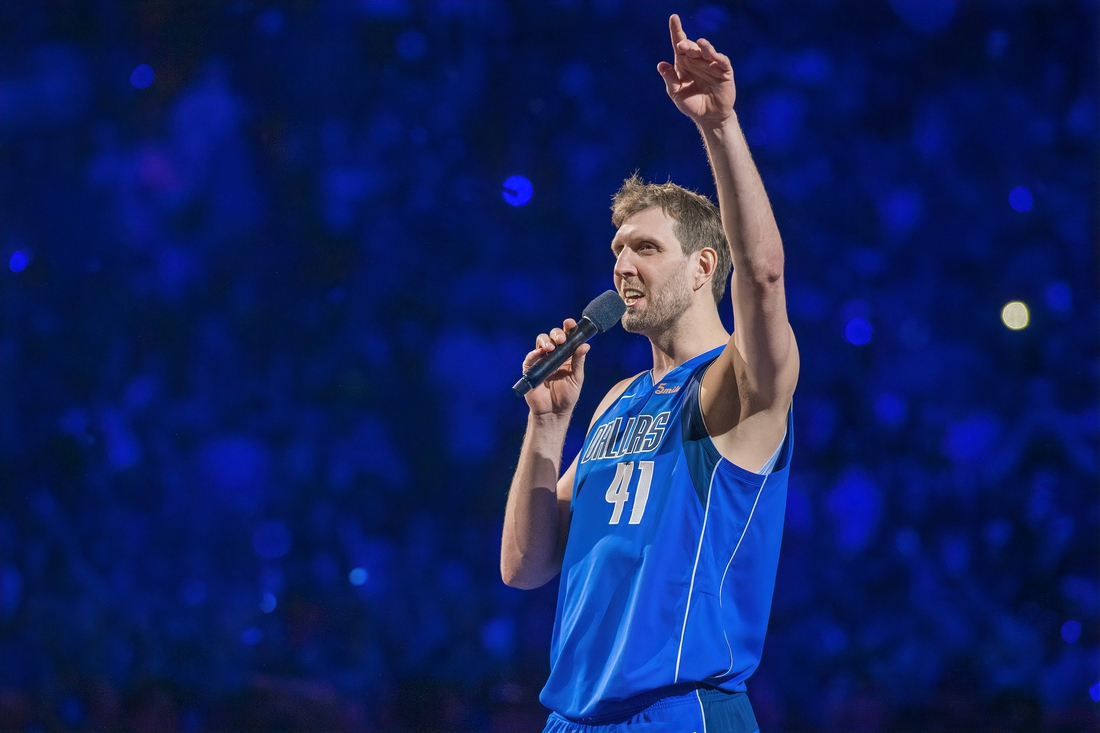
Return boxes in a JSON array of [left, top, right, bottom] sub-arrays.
[[540, 346, 793, 721]]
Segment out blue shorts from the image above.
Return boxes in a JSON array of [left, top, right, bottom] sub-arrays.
[[543, 687, 759, 733]]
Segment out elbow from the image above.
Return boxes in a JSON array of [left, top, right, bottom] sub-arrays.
[[760, 265, 784, 285], [500, 569, 536, 590], [502, 573, 537, 590], [737, 254, 784, 287], [500, 561, 522, 588], [500, 557, 551, 590], [500, 544, 522, 587], [739, 259, 783, 288]]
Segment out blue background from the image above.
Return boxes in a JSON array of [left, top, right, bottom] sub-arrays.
[[0, 1, 1097, 731]]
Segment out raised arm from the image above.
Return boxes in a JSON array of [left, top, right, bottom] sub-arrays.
[[657, 15, 798, 427]]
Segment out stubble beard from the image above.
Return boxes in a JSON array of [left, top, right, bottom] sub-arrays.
[[620, 273, 692, 337]]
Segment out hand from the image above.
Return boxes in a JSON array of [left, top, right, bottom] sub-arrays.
[[521, 319, 590, 418], [657, 14, 736, 126]]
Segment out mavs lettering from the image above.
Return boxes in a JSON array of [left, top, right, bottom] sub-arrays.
[[580, 411, 670, 463]]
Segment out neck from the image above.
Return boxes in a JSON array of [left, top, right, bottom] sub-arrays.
[[646, 300, 729, 382]]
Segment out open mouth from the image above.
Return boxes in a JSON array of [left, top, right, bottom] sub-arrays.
[[622, 288, 644, 307]]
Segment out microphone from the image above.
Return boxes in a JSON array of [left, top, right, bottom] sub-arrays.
[[513, 290, 626, 397]]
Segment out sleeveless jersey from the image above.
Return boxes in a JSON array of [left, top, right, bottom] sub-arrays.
[[539, 346, 793, 721]]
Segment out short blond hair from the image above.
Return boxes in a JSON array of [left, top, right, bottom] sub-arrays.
[[610, 174, 731, 303]]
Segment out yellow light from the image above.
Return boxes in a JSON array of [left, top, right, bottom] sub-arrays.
[[1001, 301, 1029, 330]]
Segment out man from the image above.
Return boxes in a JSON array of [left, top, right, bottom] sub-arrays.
[[501, 14, 799, 733]]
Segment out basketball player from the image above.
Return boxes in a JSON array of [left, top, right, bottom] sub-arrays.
[[501, 14, 799, 733]]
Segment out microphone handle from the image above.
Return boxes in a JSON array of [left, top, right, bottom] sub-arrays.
[[513, 318, 600, 397]]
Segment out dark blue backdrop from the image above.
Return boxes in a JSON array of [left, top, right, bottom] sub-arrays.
[[0, 1, 1097, 731]]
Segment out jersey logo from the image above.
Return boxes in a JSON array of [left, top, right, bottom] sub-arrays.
[[653, 382, 680, 395], [580, 411, 670, 463]]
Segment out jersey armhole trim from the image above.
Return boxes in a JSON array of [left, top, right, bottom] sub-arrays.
[[691, 380, 793, 485]]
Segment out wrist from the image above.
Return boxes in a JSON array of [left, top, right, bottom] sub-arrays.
[[524, 411, 572, 458], [697, 110, 741, 138], [528, 410, 572, 432]]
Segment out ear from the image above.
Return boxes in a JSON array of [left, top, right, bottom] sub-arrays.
[[692, 247, 718, 292]]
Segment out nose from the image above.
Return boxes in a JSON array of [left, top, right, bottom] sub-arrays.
[[613, 248, 637, 281]]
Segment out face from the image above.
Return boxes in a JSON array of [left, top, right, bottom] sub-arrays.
[[611, 207, 693, 335]]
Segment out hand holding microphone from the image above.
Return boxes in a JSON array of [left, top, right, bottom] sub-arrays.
[[513, 291, 626, 405]]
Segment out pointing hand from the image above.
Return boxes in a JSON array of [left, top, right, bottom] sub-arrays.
[[657, 14, 737, 125]]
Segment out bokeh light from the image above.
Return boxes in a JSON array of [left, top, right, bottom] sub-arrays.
[[252, 521, 291, 559], [873, 393, 908, 427], [481, 615, 515, 659], [0, 2, 1095, 729], [257, 8, 284, 35], [502, 175, 533, 206], [1001, 301, 1029, 330], [60, 696, 84, 726], [895, 527, 921, 558], [1008, 185, 1033, 212], [181, 580, 206, 607], [396, 30, 426, 61], [987, 29, 1010, 59], [1045, 281, 1072, 313], [844, 317, 873, 345], [130, 63, 154, 89], [9, 251, 28, 272], [890, 0, 957, 34]]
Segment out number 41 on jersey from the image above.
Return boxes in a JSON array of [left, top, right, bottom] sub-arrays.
[[604, 460, 654, 525]]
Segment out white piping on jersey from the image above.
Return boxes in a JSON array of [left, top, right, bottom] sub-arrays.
[[674, 462, 719, 684], [719, 474, 768, 602], [720, 629, 733, 678], [716, 474, 769, 678], [695, 688, 708, 733], [756, 425, 786, 475]]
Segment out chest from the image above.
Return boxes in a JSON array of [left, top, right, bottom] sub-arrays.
[[573, 387, 691, 529]]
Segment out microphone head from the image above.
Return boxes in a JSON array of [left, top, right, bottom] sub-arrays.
[[581, 290, 627, 333]]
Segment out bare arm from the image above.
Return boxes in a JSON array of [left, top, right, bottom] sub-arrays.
[[501, 411, 576, 590], [501, 321, 633, 588], [700, 115, 797, 407], [658, 15, 798, 427]]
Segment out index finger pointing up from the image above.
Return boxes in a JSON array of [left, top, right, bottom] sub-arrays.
[[669, 14, 688, 50]]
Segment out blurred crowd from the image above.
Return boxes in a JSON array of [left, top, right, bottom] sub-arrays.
[[0, 1, 1096, 731]]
